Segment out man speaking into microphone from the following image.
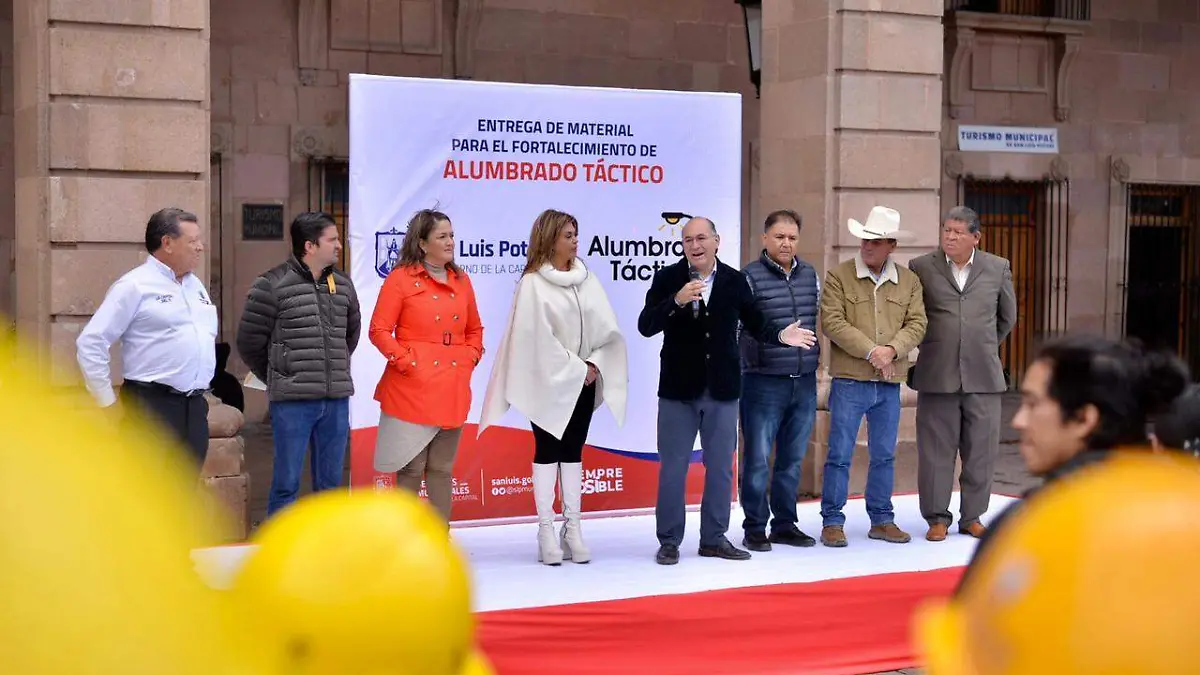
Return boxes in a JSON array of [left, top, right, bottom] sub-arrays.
[[638, 216, 817, 565]]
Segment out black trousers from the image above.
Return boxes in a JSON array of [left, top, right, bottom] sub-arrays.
[[120, 380, 210, 467], [532, 382, 596, 464]]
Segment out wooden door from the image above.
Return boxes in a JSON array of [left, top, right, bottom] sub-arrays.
[[964, 180, 1044, 388]]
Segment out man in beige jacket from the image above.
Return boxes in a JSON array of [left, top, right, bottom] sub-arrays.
[[818, 207, 928, 547]]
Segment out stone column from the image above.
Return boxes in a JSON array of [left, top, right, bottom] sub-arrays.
[[759, 1, 835, 271], [202, 394, 249, 541], [13, 0, 210, 381], [760, 1, 943, 497], [831, 0, 943, 266]]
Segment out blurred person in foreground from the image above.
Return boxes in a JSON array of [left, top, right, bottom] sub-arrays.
[[918, 453, 1200, 675], [1151, 383, 1200, 457], [368, 209, 483, 524], [76, 207, 215, 468], [479, 209, 627, 565], [956, 333, 1189, 592]]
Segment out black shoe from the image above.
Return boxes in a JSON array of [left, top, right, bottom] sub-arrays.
[[698, 537, 751, 561], [742, 531, 772, 552], [655, 544, 680, 565], [769, 526, 816, 548]]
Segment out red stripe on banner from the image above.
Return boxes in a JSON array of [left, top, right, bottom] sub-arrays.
[[350, 424, 729, 522], [477, 567, 963, 675]]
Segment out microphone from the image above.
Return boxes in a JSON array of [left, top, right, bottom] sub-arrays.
[[688, 267, 702, 319]]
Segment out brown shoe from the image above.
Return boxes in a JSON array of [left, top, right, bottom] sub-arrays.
[[868, 523, 912, 544], [821, 525, 848, 548], [925, 523, 949, 542], [959, 522, 987, 538]]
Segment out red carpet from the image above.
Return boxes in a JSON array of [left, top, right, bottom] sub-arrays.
[[477, 566, 962, 675]]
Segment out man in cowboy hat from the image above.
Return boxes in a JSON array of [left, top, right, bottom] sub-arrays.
[[818, 206, 928, 546], [908, 205, 1016, 543]]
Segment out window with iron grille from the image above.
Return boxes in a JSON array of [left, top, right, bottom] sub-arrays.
[[307, 158, 351, 270], [1122, 184, 1200, 379], [945, 0, 1090, 20], [959, 177, 1070, 388], [210, 152, 226, 339]]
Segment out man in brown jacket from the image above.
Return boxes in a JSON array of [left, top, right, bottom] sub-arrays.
[[819, 206, 928, 547]]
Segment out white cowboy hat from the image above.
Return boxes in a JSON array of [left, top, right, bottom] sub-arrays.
[[848, 206, 913, 242]]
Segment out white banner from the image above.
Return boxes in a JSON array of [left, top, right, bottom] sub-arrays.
[[347, 75, 742, 516]]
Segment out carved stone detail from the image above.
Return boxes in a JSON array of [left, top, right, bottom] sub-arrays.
[[330, 0, 443, 54], [944, 153, 964, 179], [1049, 157, 1069, 181], [1111, 157, 1131, 183], [453, 0, 483, 79], [293, 129, 323, 158], [945, 10, 1088, 121], [298, 0, 330, 70], [1054, 35, 1082, 122], [947, 27, 976, 120], [211, 125, 232, 155], [402, 0, 444, 55], [299, 68, 319, 86]]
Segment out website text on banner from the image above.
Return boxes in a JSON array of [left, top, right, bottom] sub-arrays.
[[348, 75, 742, 522]]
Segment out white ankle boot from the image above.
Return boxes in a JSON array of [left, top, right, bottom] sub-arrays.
[[558, 462, 590, 564], [532, 463, 563, 566]]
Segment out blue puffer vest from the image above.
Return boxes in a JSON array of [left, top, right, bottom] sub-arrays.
[[740, 250, 820, 376]]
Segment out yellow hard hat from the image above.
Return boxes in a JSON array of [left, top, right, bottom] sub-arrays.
[[461, 648, 497, 675], [0, 338, 263, 674], [231, 489, 475, 675], [917, 452, 1200, 675]]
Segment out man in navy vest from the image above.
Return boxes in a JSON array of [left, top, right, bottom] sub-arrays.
[[738, 210, 822, 551]]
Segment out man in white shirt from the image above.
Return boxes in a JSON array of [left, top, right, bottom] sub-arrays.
[[76, 208, 217, 466]]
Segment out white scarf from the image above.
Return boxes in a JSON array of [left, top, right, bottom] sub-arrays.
[[478, 259, 628, 440]]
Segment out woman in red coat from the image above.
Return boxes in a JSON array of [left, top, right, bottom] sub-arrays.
[[368, 209, 483, 521]]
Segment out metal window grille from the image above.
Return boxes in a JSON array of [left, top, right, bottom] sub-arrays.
[[307, 158, 351, 270], [945, 0, 1090, 20], [1121, 184, 1200, 379], [958, 177, 1070, 389], [210, 151, 225, 339]]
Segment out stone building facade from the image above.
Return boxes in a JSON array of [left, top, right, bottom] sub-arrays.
[[1, 0, 1198, 422]]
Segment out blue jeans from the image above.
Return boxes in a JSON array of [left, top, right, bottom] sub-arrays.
[[820, 378, 901, 527], [739, 372, 817, 535], [267, 397, 350, 516]]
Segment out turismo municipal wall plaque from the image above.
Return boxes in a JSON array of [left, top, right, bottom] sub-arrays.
[[242, 204, 284, 241]]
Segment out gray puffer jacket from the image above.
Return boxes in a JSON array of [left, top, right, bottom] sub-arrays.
[[236, 256, 361, 401]]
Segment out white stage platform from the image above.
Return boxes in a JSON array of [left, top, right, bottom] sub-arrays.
[[193, 493, 1017, 675], [192, 493, 1015, 611]]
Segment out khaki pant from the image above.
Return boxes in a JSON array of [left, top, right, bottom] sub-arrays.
[[396, 427, 462, 521]]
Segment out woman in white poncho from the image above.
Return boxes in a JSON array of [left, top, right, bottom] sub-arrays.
[[478, 209, 628, 566]]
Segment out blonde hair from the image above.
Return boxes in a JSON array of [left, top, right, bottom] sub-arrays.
[[522, 209, 578, 275]]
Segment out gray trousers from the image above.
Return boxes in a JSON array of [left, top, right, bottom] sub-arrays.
[[655, 392, 739, 548], [916, 392, 1002, 527]]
